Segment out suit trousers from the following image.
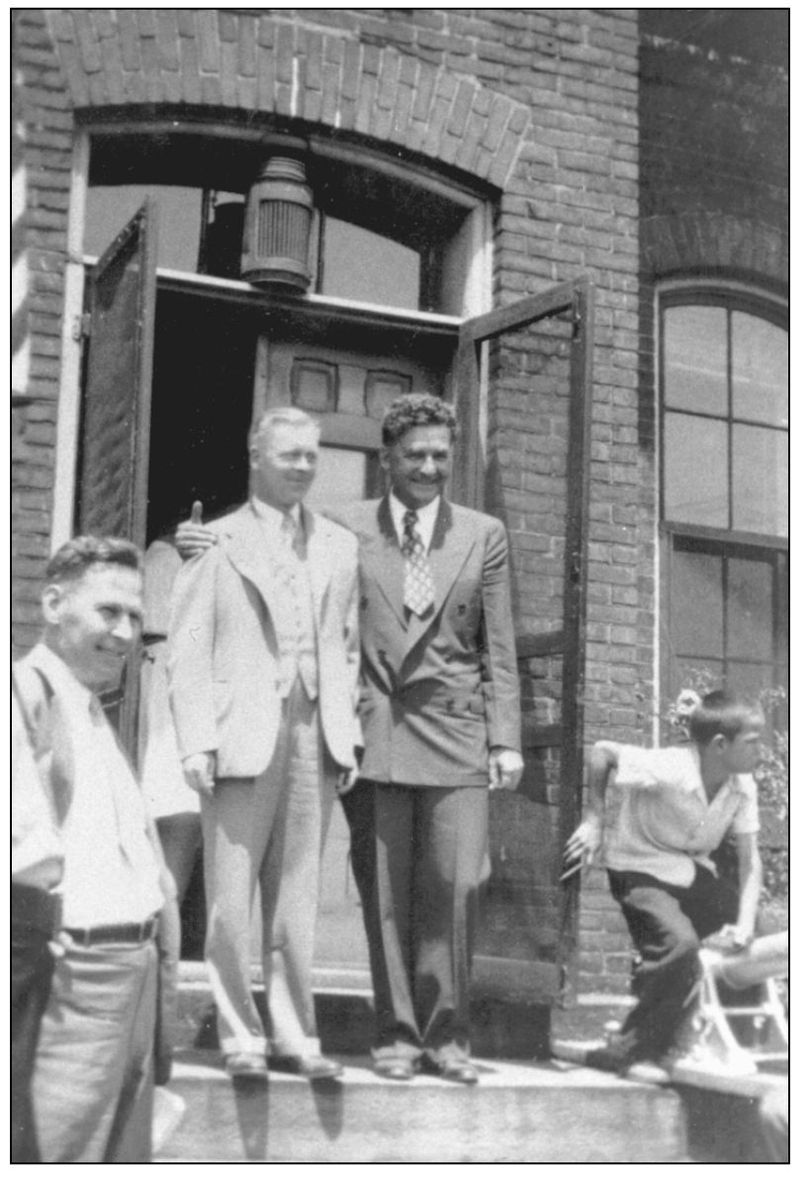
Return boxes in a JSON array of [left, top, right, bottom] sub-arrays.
[[201, 677, 334, 1056], [31, 938, 158, 1162], [343, 779, 489, 1062]]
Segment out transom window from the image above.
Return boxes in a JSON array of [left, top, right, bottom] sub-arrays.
[[83, 131, 473, 314]]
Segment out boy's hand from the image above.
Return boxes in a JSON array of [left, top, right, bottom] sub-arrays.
[[176, 501, 218, 559], [562, 813, 603, 880]]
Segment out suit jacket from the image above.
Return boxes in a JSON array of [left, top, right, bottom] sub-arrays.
[[167, 501, 362, 778], [331, 497, 521, 787]]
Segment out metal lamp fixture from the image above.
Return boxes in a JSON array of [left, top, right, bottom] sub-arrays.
[[241, 143, 313, 291]]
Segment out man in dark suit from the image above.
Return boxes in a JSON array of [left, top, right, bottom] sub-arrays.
[[334, 394, 523, 1084], [175, 394, 523, 1085]]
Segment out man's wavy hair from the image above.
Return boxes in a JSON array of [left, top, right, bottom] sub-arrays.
[[688, 689, 763, 745], [45, 536, 142, 583], [381, 393, 458, 448]]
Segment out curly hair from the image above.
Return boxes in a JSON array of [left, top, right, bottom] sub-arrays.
[[381, 393, 458, 447], [45, 536, 142, 583]]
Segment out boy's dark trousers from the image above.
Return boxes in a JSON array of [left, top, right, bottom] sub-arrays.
[[607, 863, 738, 1062]]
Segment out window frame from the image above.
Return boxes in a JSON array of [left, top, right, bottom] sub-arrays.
[[657, 284, 788, 704], [658, 287, 787, 542]]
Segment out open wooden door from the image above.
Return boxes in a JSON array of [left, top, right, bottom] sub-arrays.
[[453, 279, 594, 1006], [76, 200, 158, 753]]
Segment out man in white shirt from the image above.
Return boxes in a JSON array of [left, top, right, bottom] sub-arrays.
[[167, 407, 361, 1080], [563, 689, 764, 1072], [14, 536, 170, 1161]]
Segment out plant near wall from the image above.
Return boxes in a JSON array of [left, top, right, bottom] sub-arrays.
[[666, 673, 788, 921]]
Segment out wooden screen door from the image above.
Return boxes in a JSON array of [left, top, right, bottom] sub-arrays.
[[454, 279, 594, 1005], [75, 200, 158, 755]]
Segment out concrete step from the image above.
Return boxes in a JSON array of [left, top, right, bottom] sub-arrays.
[[155, 1049, 693, 1163], [173, 964, 552, 1061]]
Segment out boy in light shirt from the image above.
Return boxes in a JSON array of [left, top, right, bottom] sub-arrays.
[[564, 689, 764, 1072]]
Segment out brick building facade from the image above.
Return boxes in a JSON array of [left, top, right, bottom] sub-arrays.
[[12, 9, 787, 999]]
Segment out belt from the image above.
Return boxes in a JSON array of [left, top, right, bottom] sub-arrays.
[[64, 915, 159, 947], [12, 882, 63, 937]]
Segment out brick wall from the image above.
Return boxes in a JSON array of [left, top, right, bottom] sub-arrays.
[[13, 8, 646, 992]]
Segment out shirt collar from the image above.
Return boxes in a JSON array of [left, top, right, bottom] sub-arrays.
[[685, 744, 741, 801], [31, 641, 95, 709], [388, 492, 441, 548], [251, 496, 302, 532]]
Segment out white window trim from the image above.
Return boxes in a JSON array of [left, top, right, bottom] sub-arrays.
[[51, 130, 90, 551]]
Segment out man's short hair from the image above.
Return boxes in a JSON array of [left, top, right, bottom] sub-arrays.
[[249, 406, 320, 451], [381, 393, 458, 448], [45, 535, 142, 583], [688, 689, 763, 745]]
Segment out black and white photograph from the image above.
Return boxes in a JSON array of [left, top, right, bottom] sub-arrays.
[[11, 5, 788, 1165]]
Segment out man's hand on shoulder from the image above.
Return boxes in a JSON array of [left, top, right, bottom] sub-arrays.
[[175, 501, 218, 561], [488, 746, 524, 792], [182, 752, 216, 798]]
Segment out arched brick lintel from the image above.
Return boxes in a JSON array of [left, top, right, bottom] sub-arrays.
[[46, 9, 530, 190], [641, 212, 788, 293]]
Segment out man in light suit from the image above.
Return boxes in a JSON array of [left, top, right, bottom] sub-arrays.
[[336, 394, 524, 1084], [167, 407, 361, 1080]]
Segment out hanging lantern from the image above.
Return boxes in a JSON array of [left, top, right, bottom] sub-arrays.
[[241, 149, 313, 291]]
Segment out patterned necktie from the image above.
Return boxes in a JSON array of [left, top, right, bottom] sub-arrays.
[[281, 511, 303, 559], [402, 509, 435, 617]]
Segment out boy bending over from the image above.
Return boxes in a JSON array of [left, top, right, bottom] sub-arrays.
[[564, 690, 763, 1072]]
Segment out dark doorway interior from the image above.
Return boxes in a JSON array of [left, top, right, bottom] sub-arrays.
[[146, 289, 256, 543]]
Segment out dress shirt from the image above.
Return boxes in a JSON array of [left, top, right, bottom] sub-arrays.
[[29, 644, 163, 927], [604, 743, 759, 888], [388, 492, 441, 551], [11, 691, 63, 889]]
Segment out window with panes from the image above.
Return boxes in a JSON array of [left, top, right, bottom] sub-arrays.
[[659, 291, 788, 705]]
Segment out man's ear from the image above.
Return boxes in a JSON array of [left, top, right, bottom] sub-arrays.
[[379, 447, 390, 474], [41, 583, 64, 625], [710, 732, 729, 756]]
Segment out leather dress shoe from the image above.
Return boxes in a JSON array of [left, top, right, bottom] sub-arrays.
[[269, 1054, 343, 1080], [225, 1051, 268, 1078], [438, 1059, 479, 1085], [373, 1057, 416, 1081], [421, 1054, 479, 1085]]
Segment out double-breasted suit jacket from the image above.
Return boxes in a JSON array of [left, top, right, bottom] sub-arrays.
[[167, 501, 362, 776], [332, 496, 521, 783], [332, 494, 522, 1059]]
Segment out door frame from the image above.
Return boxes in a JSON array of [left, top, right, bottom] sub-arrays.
[[455, 278, 595, 1000]]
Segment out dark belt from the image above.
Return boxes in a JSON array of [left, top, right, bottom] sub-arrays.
[[12, 882, 63, 937], [64, 915, 159, 947]]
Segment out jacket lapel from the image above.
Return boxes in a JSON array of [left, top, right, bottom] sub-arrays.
[[362, 499, 408, 630], [303, 507, 333, 621], [221, 503, 279, 616]]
